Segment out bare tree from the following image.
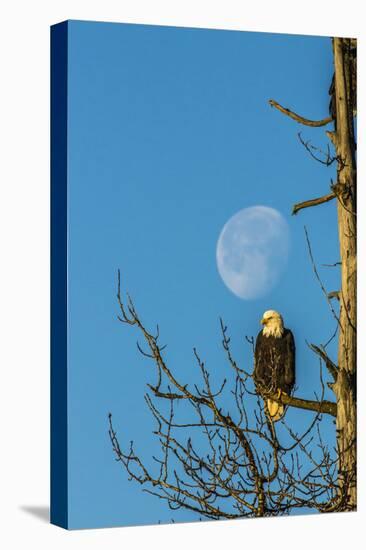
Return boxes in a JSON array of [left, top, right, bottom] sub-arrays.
[[109, 37, 356, 517], [270, 37, 357, 509]]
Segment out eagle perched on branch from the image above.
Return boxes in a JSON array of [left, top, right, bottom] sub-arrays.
[[254, 310, 295, 422]]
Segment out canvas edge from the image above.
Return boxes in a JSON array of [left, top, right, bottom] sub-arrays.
[[50, 20, 69, 530]]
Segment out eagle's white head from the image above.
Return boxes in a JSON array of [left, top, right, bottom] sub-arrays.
[[260, 310, 284, 338]]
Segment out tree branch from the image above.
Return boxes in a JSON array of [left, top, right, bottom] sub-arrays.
[[264, 390, 337, 417], [292, 192, 336, 215], [304, 227, 342, 331], [112, 273, 342, 516], [308, 343, 338, 381], [269, 99, 333, 127], [297, 132, 337, 166]]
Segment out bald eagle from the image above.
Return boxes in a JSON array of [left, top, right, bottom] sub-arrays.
[[254, 310, 295, 422]]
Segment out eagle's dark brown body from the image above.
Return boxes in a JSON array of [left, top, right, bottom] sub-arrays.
[[254, 329, 295, 396]]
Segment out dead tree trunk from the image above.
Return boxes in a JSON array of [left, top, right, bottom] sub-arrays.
[[269, 36, 357, 511], [328, 37, 357, 510]]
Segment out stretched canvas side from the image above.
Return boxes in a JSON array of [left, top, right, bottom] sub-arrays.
[[50, 20, 68, 529]]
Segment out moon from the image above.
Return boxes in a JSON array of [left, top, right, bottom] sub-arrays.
[[216, 206, 290, 300]]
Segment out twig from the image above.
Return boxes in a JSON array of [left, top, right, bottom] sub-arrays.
[[308, 343, 338, 381], [297, 132, 337, 166], [304, 227, 342, 332]]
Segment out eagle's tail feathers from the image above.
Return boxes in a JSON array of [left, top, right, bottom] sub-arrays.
[[267, 399, 285, 422]]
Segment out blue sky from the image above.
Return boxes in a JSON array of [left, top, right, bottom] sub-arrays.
[[66, 20, 339, 528]]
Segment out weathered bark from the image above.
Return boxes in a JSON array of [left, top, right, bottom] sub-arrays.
[[329, 37, 357, 510]]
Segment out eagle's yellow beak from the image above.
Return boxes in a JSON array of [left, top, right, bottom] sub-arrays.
[[260, 318, 267, 325]]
